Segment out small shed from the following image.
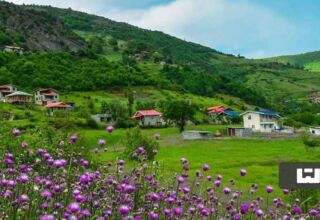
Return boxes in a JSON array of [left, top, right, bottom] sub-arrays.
[[227, 127, 252, 137], [310, 127, 320, 136], [182, 130, 213, 140], [90, 114, 113, 123]]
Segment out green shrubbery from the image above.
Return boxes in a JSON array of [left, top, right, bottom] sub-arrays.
[[122, 127, 159, 161]]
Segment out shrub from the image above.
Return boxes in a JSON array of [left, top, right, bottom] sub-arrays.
[[302, 133, 320, 149], [85, 117, 99, 129], [115, 118, 138, 128], [122, 127, 159, 161]]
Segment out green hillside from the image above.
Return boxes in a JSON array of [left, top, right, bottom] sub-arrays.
[[266, 51, 320, 72], [1, 2, 320, 111]]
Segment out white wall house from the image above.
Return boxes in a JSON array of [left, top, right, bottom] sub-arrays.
[[241, 110, 281, 133], [0, 85, 17, 102], [132, 110, 165, 127], [310, 127, 320, 136], [35, 88, 59, 105]]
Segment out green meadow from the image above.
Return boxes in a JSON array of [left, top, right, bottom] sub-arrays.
[[81, 124, 320, 195]]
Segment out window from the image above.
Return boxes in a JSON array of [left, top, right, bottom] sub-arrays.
[[248, 115, 251, 120], [252, 125, 255, 128], [312, 130, 315, 134]]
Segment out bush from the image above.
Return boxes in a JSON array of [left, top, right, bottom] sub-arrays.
[[122, 127, 159, 161], [85, 117, 99, 129], [115, 118, 138, 129], [302, 133, 320, 149]]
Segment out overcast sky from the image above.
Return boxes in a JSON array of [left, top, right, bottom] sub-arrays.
[[5, 0, 320, 58]]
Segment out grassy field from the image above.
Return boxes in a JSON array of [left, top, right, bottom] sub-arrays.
[[80, 124, 320, 195]]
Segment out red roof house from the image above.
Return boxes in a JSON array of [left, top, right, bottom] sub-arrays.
[[132, 109, 164, 127], [45, 102, 71, 109], [45, 102, 71, 115], [35, 88, 59, 105], [207, 106, 227, 114]]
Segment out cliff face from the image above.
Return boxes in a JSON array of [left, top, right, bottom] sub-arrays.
[[0, 2, 87, 51]]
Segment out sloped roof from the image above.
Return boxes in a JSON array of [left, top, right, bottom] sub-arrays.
[[207, 106, 226, 112], [6, 91, 31, 97], [133, 109, 161, 118], [36, 88, 58, 93], [45, 102, 71, 108], [240, 110, 281, 117], [222, 110, 239, 116]]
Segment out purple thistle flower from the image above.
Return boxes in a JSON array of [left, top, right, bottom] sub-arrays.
[[214, 180, 221, 187], [98, 139, 106, 146], [118, 205, 130, 216], [68, 202, 81, 213], [266, 186, 274, 193], [79, 173, 91, 184], [255, 209, 264, 217], [18, 174, 29, 183], [223, 187, 231, 194], [124, 184, 136, 193], [137, 147, 145, 154], [177, 176, 185, 184], [80, 209, 91, 217], [148, 211, 159, 219], [12, 128, 20, 136], [70, 135, 78, 142], [173, 207, 183, 216], [216, 174, 223, 180], [41, 190, 52, 199], [117, 159, 125, 166], [202, 164, 210, 171], [40, 215, 55, 220], [106, 126, 114, 133], [282, 189, 289, 195], [154, 133, 160, 140], [293, 206, 302, 215], [19, 194, 29, 202], [240, 168, 247, 176], [240, 203, 250, 214], [309, 209, 318, 216], [21, 142, 28, 149]]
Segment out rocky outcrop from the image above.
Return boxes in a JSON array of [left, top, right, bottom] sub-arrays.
[[0, 2, 87, 51]]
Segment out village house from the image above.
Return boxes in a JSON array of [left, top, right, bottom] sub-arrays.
[[309, 127, 320, 136], [35, 88, 59, 105], [45, 102, 71, 115], [5, 91, 32, 105], [241, 110, 282, 133], [132, 109, 165, 127], [90, 114, 113, 123], [0, 85, 17, 102], [3, 45, 24, 54], [207, 106, 239, 124]]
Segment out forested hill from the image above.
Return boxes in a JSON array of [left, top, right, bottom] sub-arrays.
[[265, 51, 320, 72], [1, 2, 320, 111], [0, 1, 87, 51]]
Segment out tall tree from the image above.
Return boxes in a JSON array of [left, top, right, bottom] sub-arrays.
[[162, 98, 197, 133]]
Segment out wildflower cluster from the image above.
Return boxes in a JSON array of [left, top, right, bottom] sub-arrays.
[[0, 128, 319, 219]]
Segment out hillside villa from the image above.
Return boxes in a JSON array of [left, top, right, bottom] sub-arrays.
[[0, 85, 17, 102], [5, 91, 32, 105], [45, 102, 71, 115], [207, 106, 239, 124], [241, 110, 282, 133], [132, 109, 164, 127], [35, 88, 59, 105]]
